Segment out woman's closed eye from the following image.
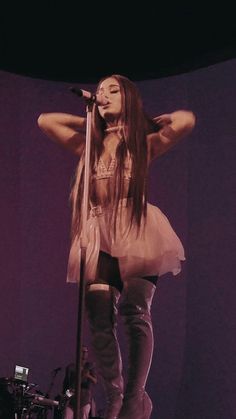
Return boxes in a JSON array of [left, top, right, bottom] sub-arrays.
[[97, 85, 121, 96], [110, 89, 120, 94]]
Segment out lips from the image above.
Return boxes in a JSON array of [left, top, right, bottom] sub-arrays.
[[102, 103, 110, 108]]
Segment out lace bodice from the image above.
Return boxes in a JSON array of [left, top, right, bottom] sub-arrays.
[[93, 153, 132, 180]]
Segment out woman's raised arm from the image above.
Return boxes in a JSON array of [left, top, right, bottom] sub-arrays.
[[147, 110, 196, 160], [37, 112, 86, 156]]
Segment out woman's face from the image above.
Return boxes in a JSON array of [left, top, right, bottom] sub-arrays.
[[97, 77, 122, 121]]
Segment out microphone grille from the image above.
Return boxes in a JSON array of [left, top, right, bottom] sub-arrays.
[[69, 87, 83, 96]]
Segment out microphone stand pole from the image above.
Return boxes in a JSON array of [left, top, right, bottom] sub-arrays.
[[74, 99, 94, 419]]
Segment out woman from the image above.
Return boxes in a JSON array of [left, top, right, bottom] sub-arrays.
[[38, 74, 195, 419], [61, 346, 97, 419]]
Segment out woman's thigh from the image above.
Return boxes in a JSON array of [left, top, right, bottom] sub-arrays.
[[94, 251, 159, 291], [94, 251, 123, 292]]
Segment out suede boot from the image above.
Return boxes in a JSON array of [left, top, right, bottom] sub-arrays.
[[85, 284, 124, 419], [118, 277, 156, 419]]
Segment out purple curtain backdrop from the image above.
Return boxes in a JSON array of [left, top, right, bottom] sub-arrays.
[[0, 59, 235, 419]]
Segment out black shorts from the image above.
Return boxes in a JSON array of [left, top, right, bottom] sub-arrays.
[[94, 251, 158, 293]]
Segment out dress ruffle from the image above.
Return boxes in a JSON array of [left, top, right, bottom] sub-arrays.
[[67, 202, 185, 283]]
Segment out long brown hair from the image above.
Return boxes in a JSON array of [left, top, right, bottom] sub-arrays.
[[70, 74, 160, 240]]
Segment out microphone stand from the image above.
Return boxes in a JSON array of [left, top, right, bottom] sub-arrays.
[[74, 98, 94, 419]]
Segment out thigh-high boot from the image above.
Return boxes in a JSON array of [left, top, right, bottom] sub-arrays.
[[118, 277, 156, 419], [85, 284, 124, 419]]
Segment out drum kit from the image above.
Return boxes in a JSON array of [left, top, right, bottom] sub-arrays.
[[0, 376, 59, 419]]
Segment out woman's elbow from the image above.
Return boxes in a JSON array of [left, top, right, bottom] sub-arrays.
[[37, 113, 54, 135], [187, 111, 196, 130], [38, 113, 48, 129]]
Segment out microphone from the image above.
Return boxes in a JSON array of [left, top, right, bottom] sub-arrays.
[[69, 87, 109, 106]]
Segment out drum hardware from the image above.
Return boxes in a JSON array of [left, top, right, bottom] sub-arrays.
[[31, 395, 59, 408], [0, 376, 59, 418]]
